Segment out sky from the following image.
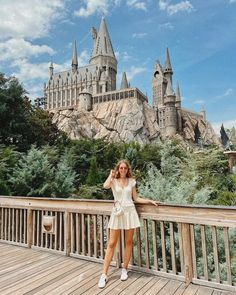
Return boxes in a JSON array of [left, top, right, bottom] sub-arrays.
[[0, 0, 235, 134]]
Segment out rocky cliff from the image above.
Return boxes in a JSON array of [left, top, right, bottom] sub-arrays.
[[52, 98, 220, 146], [52, 98, 160, 144]]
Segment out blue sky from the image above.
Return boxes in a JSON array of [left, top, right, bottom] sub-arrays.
[[0, 0, 235, 134]]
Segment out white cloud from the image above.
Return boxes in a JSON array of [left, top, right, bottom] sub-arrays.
[[127, 0, 147, 11], [132, 32, 147, 38], [159, 22, 174, 30], [223, 88, 233, 96], [159, 0, 194, 16], [74, 0, 111, 17], [229, 0, 236, 3], [0, 39, 55, 61], [126, 66, 146, 80], [212, 119, 236, 135], [193, 99, 205, 105], [0, 0, 64, 40]]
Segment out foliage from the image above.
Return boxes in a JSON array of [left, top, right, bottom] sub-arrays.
[[0, 179, 10, 195], [9, 147, 55, 197], [0, 73, 69, 151], [52, 155, 77, 198], [86, 156, 101, 186]]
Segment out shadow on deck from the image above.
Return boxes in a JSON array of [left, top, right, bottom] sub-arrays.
[[0, 243, 235, 295]]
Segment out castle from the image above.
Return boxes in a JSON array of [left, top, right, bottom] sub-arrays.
[[44, 17, 206, 138]]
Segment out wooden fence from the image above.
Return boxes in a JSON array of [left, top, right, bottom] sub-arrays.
[[0, 196, 235, 292]]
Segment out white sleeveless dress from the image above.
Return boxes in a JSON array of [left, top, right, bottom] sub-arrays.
[[108, 178, 140, 230]]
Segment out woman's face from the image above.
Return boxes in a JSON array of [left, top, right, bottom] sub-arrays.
[[118, 162, 128, 177]]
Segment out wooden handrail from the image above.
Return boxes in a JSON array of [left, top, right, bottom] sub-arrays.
[[0, 196, 236, 292]]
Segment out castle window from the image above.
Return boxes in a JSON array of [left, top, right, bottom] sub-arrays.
[[116, 93, 119, 100], [120, 92, 124, 99]]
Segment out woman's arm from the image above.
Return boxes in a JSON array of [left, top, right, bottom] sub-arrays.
[[103, 170, 115, 189], [132, 186, 161, 206]]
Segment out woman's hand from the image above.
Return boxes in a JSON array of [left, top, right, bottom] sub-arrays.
[[109, 169, 116, 179], [149, 200, 162, 206]]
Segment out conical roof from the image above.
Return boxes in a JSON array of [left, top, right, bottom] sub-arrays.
[[120, 72, 129, 89], [176, 81, 181, 101], [166, 80, 175, 96], [72, 40, 78, 67], [164, 48, 172, 72], [91, 17, 115, 59]]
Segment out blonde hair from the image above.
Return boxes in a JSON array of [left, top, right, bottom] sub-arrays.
[[114, 159, 133, 179]]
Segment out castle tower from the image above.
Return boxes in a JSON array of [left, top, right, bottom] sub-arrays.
[[152, 60, 165, 110], [120, 72, 129, 89], [175, 81, 182, 132], [200, 106, 206, 121], [71, 41, 78, 74], [89, 17, 117, 93], [163, 48, 173, 86], [78, 88, 92, 111], [164, 80, 177, 136], [49, 62, 54, 78]]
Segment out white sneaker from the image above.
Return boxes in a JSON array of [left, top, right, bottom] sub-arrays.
[[120, 268, 128, 281], [98, 274, 108, 288]]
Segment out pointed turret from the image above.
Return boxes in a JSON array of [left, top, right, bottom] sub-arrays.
[[175, 81, 181, 107], [90, 17, 116, 61], [120, 72, 129, 89], [164, 48, 173, 73], [164, 48, 173, 85], [200, 106, 206, 121], [71, 40, 78, 73], [49, 62, 54, 78], [165, 80, 175, 97]]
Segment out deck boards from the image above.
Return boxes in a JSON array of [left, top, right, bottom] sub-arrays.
[[0, 243, 235, 295]]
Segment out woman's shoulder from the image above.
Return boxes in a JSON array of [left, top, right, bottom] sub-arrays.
[[129, 178, 136, 187]]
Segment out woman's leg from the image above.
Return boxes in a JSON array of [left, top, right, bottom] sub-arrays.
[[123, 228, 134, 269], [102, 229, 120, 275]]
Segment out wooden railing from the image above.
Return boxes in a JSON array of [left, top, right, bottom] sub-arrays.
[[0, 196, 235, 292]]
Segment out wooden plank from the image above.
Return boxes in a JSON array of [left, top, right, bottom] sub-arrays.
[[93, 215, 97, 257], [54, 211, 58, 250], [223, 227, 232, 285], [142, 277, 169, 295], [76, 213, 81, 254], [81, 213, 85, 255], [190, 224, 197, 278], [182, 284, 199, 295], [195, 286, 214, 295], [211, 226, 220, 283], [28, 261, 91, 295], [200, 225, 208, 281], [135, 277, 160, 295], [160, 221, 167, 272], [87, 214, 91, 256], [152, 220, 158, 270], [157, 279, 182, 295], [170, 222, 177, 274], [143, 219, 150, 269], [182, 223, 193, 285], [135, 227, 142, 267], [100, 215, 104, 259], [118, 274, 154, 295]]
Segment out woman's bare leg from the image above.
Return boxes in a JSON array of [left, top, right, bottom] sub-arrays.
[[123, 228, 134, 269], [102, 229, 120, 275]]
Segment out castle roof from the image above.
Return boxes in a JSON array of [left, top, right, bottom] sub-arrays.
[[164, 48, 173, 73], [120, 72, 129, 89], [176, 81, 181, 102], [90, 17, 116, 60], [166, 80, 175, 96], [72, 40, 78, 67]]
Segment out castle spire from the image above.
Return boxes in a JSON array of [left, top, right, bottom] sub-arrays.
[[176, 81, 181, 102], [164, 48, 173, 73], [166, 79, 175, 96], [120, 72, 129, 89], [71, 40, 78, 72], [90, 17, 116, 61], [49, 62, 54, 78]]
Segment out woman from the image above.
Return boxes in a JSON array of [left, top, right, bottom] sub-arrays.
[[98, 159, 160, 288]]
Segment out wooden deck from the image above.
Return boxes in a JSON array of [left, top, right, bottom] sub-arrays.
[[0, 243, 235, 295]]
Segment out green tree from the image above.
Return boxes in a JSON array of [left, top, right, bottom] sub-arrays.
[[53, 155, 77, 198], [9, 146, 55, 197], [86, 156, 101, 186]]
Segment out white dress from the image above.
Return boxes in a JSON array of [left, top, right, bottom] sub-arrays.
[[108, 178, 140, 230]]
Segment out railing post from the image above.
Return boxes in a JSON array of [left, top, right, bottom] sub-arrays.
[[64, 210, 71, 256], [27, 209, 33, 248], [181, 223, 193, 286]]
